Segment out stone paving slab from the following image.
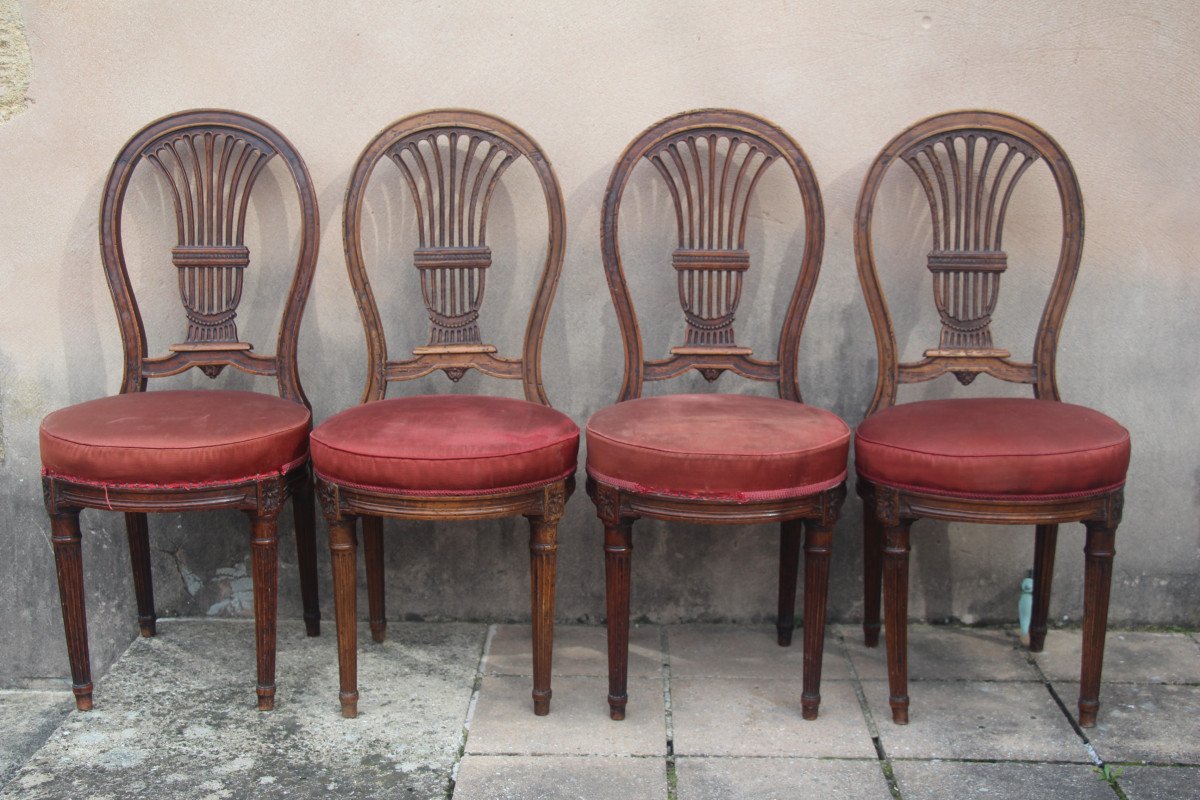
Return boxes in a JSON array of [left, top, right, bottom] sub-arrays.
[[1033, 629, 1200, 683], [671, 678, 876, 759], [1, 620, 484, 799], [668, 625, 851, 681], [0, 690, 73, 787], [840, 624, 1038, 682], [453, 755, 666, 799], [675, 756, 890, 799], [863, 680, 1089, 762], [1063, 682, 1200, 764], [1118, 765, 1200, 799], [466, 675, 666, 756], [891, 760, 1113, 799], [485, 623, 663, 678]]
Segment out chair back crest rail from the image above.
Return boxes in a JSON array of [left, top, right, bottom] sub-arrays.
[[342, 110, 567, 405], [600, 109, 825, 402], [100, 109, 320, 405], [853, 110, 1084, 413]]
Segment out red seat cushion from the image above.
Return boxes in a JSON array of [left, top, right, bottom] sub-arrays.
[[854, 398, 1130, 498], [586, 394, 850, 501], [40, 390, 311, 486], [310, 395, 579, 495]]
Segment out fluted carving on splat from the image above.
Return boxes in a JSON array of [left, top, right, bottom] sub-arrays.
[[388, 130, 518, 349], [647, 131, 780, 351], [145, 128, 276, 359], [902, 131, 1040, 353]]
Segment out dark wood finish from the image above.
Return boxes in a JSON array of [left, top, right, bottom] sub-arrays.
[[325, 110, 572, 717], [1030, 523, 1058, 651], [592, 110, 844, 720], [362, 516, 386, 643], [776, 519, 803, 647], [859, 482, 883, 648], [327, 516, 359, 718], [44, 110, 321, 711], [124, 512, 156, 637], [854, 110, 1122, 727]]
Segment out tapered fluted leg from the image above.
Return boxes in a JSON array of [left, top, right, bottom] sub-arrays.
[[124, 512, 156, 637], [329, 517, 359, 718], [293, 480, 321, 637], [528, 514, 559, 715], [863, 504, 883, 648], [604, 519, 633, 721], [1079, 522, 1116, 728], [51, 510, 93, 711], [883, 520, 913, 724], [362, 516, 386, 643], [801, 522, 833, 720], [248, 513, 280, 711], [1029, 524, 1058, 652], [777, 519, 803, 647]]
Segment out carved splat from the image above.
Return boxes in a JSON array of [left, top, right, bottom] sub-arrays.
[[902, 131, 1040, 358], [646, 131, 780, 354], [145, 128, 276, 367], [386, 129, 518, 353]]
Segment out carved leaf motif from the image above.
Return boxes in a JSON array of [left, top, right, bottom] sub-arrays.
[[700, 367, 725, 383], [443, 366, 467, 382], [201, 365, 226, 379], [259, 478, 285, 516], [543, 482, 566, 521]]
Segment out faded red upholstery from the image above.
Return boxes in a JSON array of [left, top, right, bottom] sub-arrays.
[[40, 390, 311, 486], [855, 398, 1131, 498], [310, 395, 579, 495], [586, 394, 850, 501]]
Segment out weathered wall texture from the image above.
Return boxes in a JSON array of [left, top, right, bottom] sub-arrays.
[[1, 1, 1197, 686], [0, 0, 31, 124]]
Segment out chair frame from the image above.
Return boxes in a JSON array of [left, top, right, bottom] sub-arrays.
[[590, 109, 844, 721], [854, 109, 1122, 727], [319, 109, 571, 718], [43, 109, 322, 712]]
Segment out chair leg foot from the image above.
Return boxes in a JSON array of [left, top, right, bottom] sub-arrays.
[[533, 690, 551, 717], [340, 691, 359, 719], [1078, 700, 1098, 728], [137, 619, 156, 638], [257, 686, 275, 712], [608, 695, 627, 721], [72, 684, 94, 712], [801, 692, 820, 720], [890, 696, 909, 725], [863, 624, 880, 648], [776, 626, 793, 647]]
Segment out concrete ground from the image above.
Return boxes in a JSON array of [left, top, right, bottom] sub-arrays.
[[1, 622, 1197, 799]]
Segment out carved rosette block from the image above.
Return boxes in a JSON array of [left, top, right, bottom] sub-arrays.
[[413, 246, 492, 347]]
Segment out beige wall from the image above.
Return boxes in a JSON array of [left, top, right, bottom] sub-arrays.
[[1, 0, 1197, 685]]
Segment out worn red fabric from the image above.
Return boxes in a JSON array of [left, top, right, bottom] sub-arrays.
[[310, 395, 579, 495], [855, 398, 1131, 498], [585, 394, 850, 501], [40, 390, 311, 486]]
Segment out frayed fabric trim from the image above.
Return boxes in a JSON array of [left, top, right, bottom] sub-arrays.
[[42, 453, 309, 497], [585, 468, 846, 503], [314, 467, 576, 498], [855, 469, 1125, 501]]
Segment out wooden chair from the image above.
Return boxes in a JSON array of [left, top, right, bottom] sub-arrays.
[[588, 110, 848, 721], [39, 110, 322, 711], [313, 110, 576, 718], [853, 110, 1130, 727]]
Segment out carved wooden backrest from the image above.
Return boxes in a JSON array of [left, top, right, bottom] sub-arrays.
[[100, 109, 320, 405], [343, 110, 567, 405], [855, 110, 1084, 415], [601, 109, 825, 402]]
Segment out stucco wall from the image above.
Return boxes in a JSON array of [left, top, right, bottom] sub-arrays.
[[1, 0, 1196, 686]]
